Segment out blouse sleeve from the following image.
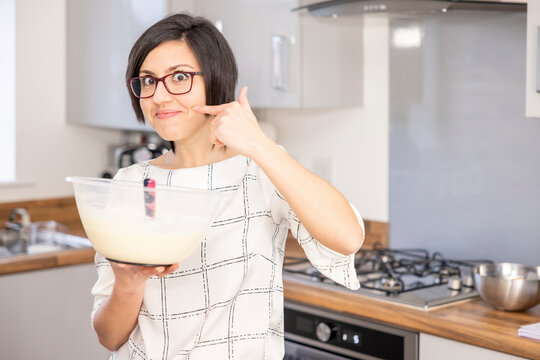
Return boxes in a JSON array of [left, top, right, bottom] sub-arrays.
[[259, 164, 363, 291], [90, 252, 115, 326]]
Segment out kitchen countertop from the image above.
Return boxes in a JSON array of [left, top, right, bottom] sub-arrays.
[[282, 243, 540, 359], [0, 222, 94, 275], [0, 247, 95, 275], [1, 237, 539, 359]]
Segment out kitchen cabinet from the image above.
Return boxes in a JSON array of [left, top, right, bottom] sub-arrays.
[[419, 333, 527, 360], [526, 0, 540, 118], [177, 0, 301, 108], [0, 264, 109, 359], [300, 13, 364, 108], [170, 0, 363, 108], [67, 0, 364, 131], [66, 0, 166, 131]]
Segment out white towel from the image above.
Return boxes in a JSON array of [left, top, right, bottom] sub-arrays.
[[518, 322, 540, 340]]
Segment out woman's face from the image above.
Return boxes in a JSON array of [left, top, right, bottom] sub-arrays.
[[139, 40, 207, 143]]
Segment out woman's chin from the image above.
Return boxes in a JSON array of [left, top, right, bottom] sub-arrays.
[[156, 131, 182, 142], [152, 124, 183, 142], [151, 121, 207, 144]]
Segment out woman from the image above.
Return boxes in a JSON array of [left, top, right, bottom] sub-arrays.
[[91, 13, 364, 360]]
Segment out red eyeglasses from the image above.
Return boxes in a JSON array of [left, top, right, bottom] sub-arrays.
[[128, 71, 203, 99]]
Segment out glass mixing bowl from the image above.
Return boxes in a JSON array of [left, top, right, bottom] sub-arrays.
[[66, 176, 232, 266]]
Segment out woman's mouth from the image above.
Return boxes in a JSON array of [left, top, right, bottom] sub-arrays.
[[156, 110, 181, 120]]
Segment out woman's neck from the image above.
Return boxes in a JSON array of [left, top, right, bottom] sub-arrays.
[[154, 143, 238, 170]]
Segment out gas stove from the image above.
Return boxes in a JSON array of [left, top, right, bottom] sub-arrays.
[[283, 248, 493, 310]]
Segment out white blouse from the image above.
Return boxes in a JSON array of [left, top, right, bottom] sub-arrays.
[[91, 154, 363, 360]]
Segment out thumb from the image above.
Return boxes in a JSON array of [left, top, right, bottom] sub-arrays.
[[238, 86, 252, 112]]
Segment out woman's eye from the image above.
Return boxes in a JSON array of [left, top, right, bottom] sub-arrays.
[[142, 77, 155, 87], [172, 72, 191, 82]]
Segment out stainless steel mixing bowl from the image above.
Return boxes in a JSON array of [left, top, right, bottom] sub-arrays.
[[473, 263, 540, 311]]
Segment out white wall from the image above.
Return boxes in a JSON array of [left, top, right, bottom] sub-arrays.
[[0, 0, 16, 183], [0, 0, 124, 203], [261, 17, 390, 222]]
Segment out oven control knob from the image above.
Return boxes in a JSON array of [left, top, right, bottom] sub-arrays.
[[316, 322, 334, 342]]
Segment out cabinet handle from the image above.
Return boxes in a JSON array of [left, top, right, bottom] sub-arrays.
[[272, 35, 287, 91]]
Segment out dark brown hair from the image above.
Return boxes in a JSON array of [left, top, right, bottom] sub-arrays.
[[126, 13, 238, 151]]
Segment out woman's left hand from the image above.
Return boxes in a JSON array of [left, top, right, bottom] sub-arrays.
[[194, 86, 272, 158]]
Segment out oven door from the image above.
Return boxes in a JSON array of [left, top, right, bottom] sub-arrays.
[[284, 301, 419, 360], [285, 339, 358, 360]]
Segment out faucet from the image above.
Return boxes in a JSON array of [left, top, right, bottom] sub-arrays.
[[6, 208, 31, 253]]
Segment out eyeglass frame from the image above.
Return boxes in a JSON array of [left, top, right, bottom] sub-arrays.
[[128, 71, 204, 99]]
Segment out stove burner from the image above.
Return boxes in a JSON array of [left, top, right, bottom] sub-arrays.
[[380, 276, 404, 293], [283, 249, 493, 298], [438, 266, 461, 283]]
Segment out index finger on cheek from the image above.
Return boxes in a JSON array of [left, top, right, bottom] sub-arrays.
[[194, 104, 227, 115]]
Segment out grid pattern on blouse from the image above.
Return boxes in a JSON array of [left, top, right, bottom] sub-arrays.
[[91, 155, 360, 360]]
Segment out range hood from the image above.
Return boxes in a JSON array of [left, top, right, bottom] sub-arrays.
[[293, 0, 526, 17]]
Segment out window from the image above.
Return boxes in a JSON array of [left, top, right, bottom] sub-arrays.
[[0, 0, 15, 182]]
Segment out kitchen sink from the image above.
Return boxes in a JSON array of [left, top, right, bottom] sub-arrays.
[[1, 208, 91, 258], [0, 225, 91, 258]]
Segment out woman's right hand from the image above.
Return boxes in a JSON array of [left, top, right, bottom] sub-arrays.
[[93, 262, 178, 351], [110, 261, 179, 291]]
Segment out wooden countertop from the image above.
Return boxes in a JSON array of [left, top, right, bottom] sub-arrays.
[[0, 247, 95, 275], [0, 205, 96, 275], [1, 224, 539, 359]]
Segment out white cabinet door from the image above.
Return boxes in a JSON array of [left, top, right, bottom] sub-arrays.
[[170, 0, 363, 109], [300, 13, 364, 108], [526, 0, 540, 118], [67, 0, 167, 130], [173, 0, 301, 108], [419, 333, 527, 360], [0, 264, 109, 360]]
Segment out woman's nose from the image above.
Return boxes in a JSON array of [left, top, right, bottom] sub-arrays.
[[152, 80, 173, 103]]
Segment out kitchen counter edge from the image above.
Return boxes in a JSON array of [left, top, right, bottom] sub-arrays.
[[0, 247, 95, 275]]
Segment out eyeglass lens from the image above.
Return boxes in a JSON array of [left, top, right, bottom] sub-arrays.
[[130, 72, 194, 98]]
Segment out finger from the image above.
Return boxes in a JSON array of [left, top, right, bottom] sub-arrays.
[[194, 103, 229, 115], [156, 265, 177, 278], [153, 266, 165, 275], [161, 264, 179, 277], [210, 134, 225, 147], [209, 121, 225, 147], [237, 86, 253, 113]]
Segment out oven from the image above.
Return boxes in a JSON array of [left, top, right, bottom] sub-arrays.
[[283, 301, 419, 360]]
